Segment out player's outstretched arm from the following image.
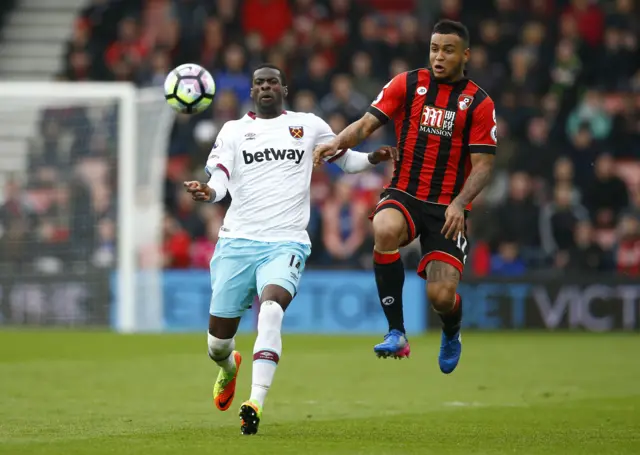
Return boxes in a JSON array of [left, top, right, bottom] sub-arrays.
[[314, 72, 407, 166], [328, 146, 399, 174], [312, 113, 383, 166], [184, 162, 231, 203], [334, 112, 383, 149]]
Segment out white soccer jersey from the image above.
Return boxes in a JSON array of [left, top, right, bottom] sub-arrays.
[[205, 110, 372, 245]]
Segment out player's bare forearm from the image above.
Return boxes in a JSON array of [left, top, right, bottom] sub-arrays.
[[334, 113, 382, 149], [452, 154, 495, 207]]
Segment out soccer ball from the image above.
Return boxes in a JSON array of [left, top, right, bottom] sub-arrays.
[[164, 63, 216, 114]]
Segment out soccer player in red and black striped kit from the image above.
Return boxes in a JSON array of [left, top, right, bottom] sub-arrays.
[[314, 20, 497, 374]]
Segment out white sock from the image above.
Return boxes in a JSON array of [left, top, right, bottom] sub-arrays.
[[250, 301, 284, 408], [207, 333, 236, 374]]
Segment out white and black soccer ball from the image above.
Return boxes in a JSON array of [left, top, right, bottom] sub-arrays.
[[164, 63, 215, 114]]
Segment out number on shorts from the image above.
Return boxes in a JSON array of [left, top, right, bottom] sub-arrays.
[[289, 255, 301, 270], [456, 233, 468, 264]]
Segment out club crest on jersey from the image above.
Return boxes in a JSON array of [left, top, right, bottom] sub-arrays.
[[458, 95, 474, 111], [289, 126, 304, 139]]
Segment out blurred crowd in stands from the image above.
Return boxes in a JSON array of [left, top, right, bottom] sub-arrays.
[[3, 0, 639, 277]]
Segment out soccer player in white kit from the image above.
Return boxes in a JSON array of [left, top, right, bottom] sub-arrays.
[[183, 64, 397, 435]]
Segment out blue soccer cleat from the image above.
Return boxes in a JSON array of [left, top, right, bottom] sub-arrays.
[[373, 329, 410, 359], [438, 330, 462, 374]]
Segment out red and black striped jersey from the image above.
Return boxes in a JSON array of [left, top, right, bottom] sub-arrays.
[[367, 69, 497, 210]]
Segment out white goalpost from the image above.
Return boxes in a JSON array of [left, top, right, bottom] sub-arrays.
[[0, 82, 174, 333]]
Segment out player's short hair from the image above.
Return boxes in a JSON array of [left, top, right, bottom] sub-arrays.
[[432, 20, 470, 48], [253, 63, 287, 86]]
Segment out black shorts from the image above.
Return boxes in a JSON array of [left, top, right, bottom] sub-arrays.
[[370, 188, 469, 279]]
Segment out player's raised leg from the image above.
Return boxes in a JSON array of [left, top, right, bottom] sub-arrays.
[[208, 316, 242, 411], [239, 242, 310, 435], [370, 199, 413, 359], [208, 238, 257, 411], [425, 260, 463, 374]]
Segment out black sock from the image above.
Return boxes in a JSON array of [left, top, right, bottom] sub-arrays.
[[439, 294, 462, 337], [373, 250, 405, 333]]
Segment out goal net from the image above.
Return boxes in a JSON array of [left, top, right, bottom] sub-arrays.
[[0, 82, 174, 332]]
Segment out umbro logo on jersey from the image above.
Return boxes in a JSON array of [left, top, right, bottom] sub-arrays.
[[243, 148, 305, 165]]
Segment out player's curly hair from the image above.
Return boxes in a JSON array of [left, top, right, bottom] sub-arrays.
[[252, 63, 287, 86], [432, 19, 470, 47]]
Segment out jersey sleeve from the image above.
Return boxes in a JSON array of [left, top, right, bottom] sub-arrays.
[[312, 115, 345, 162], [205, 122, 236, 179], [313, 114, 337, 148], [367, 72, 407, 125], [469, 97, 497, 154]]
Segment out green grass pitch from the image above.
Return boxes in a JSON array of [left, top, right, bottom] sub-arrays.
[[0, 330, 639, 454]]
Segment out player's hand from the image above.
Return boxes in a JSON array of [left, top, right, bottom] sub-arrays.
[[313, 141, 340, 167], [183, 181, 212, 202], [369, 146, 399, 164], [442, 200, 465, 240]]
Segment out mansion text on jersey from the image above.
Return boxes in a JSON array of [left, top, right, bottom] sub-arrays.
[[419, 106, 456, 138]]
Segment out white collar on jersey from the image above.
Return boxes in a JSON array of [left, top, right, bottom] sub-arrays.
[[247, 110, 288, 120]]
